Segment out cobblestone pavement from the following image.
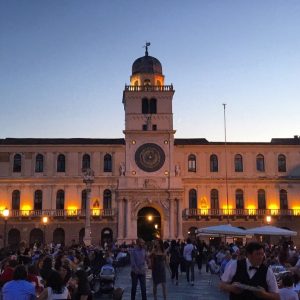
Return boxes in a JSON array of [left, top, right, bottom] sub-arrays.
[[95, 266, 228, 300]]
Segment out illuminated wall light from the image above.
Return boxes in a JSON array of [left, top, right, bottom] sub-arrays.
[[164, 171, 169, 175], [132, 170, 136, 175], [247, 205, 256, 215], [268, 204, 279, 215], [67, 206, 78, 216], [132, 140, 136, 145], [164, 140, 168, 144], [222, 205, 233, 215], [21, 205, 31, 216], [292, 207, 300, 216], [92, 209, 101, 216]]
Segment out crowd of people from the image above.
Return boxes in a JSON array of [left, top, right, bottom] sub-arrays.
[[1, 238, 300, 299], [0, 240, 129, 299]]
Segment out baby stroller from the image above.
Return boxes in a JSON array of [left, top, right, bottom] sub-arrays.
[[98, 264, 116, 295]]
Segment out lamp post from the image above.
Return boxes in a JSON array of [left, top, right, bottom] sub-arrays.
[[3, 208, 9, 248], [266, 215, 272, 225], [83, 168, 94, 246], [223, 103, 230, 224], [42, 216, 48, 245]]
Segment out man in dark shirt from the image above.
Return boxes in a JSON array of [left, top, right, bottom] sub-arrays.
[[220, 242, 279, 300]]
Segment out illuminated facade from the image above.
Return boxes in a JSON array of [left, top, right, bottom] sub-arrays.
[[0, 48, 300, 247]]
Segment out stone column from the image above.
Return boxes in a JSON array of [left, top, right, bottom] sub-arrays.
[[126, 199, 132, 239], [169, 198, 174, 239], [177, 198, 184, 239], [117, 198, 124, 240]]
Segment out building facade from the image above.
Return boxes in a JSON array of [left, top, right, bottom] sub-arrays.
[[1, 49, 300, 247]]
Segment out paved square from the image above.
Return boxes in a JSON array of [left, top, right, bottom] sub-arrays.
[[107, 266, 228, 300]]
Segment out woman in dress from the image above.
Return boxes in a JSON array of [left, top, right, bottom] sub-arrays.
[[150, 239, 167, 300]]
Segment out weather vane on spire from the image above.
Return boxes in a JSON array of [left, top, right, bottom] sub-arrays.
[[144, 42, 151, 56]]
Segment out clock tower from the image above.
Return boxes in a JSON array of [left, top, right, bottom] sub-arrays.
[[117, 44, 183, 242]]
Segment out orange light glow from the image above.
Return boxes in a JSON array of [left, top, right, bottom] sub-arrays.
[[92, 209, 100, 216], [21, 205, 31, 216], [268, 204, 279, 215], [247, 205, 256, 215], [292, 207, 300, 216], [67, 206, 78, 216], [222, 205, 233, 215]]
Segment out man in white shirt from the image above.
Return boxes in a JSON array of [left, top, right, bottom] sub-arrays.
[[220, 241, 279, 300], [183, 238, 195, 286]]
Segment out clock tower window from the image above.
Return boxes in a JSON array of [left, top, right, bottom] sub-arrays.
[[141, 98, 157, 114]]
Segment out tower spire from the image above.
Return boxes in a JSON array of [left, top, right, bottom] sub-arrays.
[[144, 42, 151, 56]]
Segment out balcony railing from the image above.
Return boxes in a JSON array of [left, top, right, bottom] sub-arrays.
[[184, 208, 300, 218], [7, 208, 116, 218], [124, 85, 174, 92]]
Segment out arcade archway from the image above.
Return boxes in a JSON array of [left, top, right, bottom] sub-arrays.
[[101, 228, 113, 247], [137, 207, 161, 241], [8, 228, 21, 249]]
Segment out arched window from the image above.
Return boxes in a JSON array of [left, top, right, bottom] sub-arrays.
[[149, 98, 157, 114], [144, 79, 151, 86], [235, 189, 244, 209], [35, 154, 44, 173], [189, 189, 197, 209], [56, 190, 65, 210], [210, 189, 219, 209], [57, 154, 65, 172], [256, 154, 265, 172], [142, 98, 149, 114], [103, 189, 112, 209], [13, 154, 21, 172], [82, 154, 90, 171], [81, 189, 87, 210], [53, 228, 65, 245], [234, 154, 243, 172], [34, 190, 43, 210], [257, 189, 266, 209], [279, 189, 288, 210], [188, 154, 196, 172], [12, 190, 20, 210], [104, 154, 112, 172], [278, 154, 286, 172], [156, 80, 161, 86], [210, 154, 218, 172]]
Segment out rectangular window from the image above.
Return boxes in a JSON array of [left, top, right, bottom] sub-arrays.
[[142, 124, 147, 131], [152, 124, 157, 131]]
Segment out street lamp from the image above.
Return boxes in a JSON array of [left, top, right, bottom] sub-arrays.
[[266, 215, 272, 224], [83, 168, 94, 246], [42, 216, 48, 245], [147, 215, 153, 221], [3, 208, 9, 248]]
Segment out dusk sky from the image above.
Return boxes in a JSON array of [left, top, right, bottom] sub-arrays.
[[1, 1, 300, 142]]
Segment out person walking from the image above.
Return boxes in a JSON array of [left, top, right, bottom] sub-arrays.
[[168, 240, 181, 285], [183, 238, 195, 286], [130, 239, 148, 300], [150, 239, 167, 300], [220, 241, 279, 300]]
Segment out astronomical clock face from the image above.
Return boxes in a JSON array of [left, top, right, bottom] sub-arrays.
[[135, 143, 165, 172]]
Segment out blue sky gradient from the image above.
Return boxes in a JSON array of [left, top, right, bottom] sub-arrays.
[[1, 1, 300, 141]]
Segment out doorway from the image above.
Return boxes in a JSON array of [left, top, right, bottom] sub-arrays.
[[137, 207, 161, 241]]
